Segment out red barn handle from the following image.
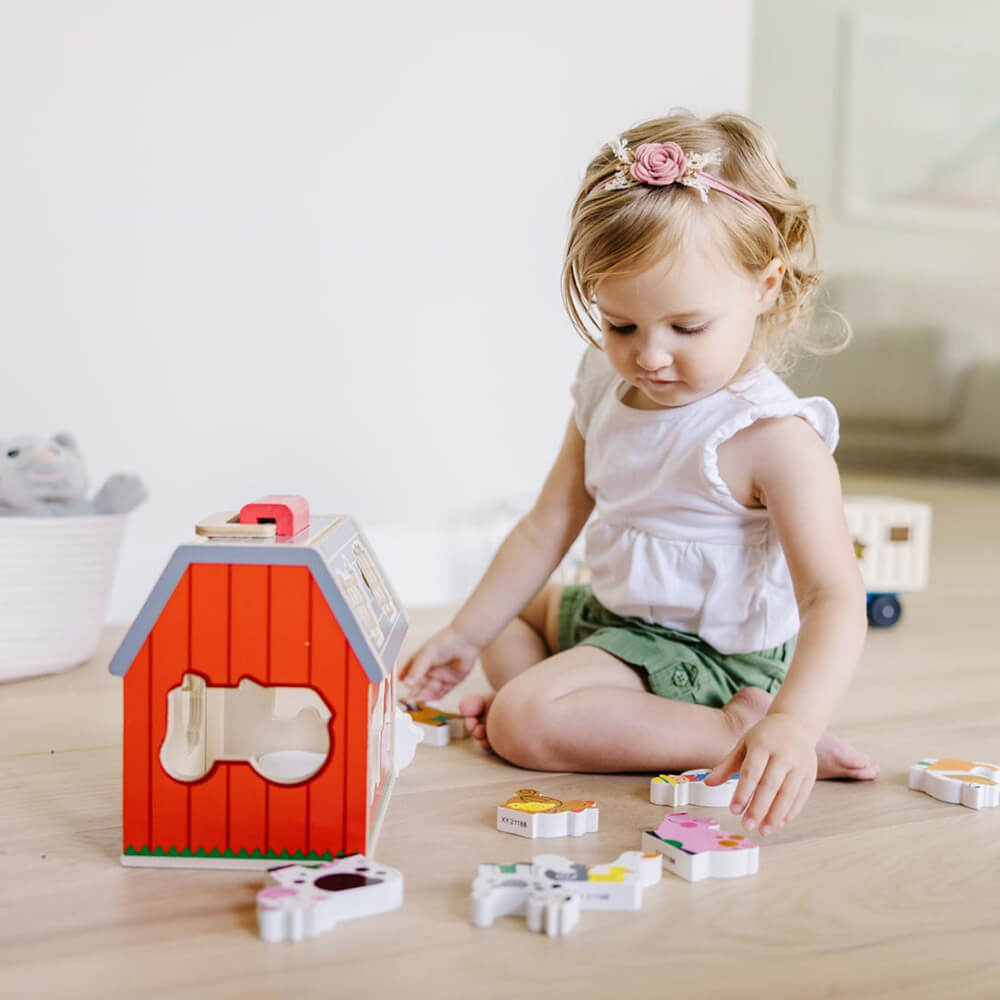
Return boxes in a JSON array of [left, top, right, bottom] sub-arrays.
[[239, 495, 310, 536]]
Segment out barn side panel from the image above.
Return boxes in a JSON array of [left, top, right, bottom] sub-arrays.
[[228, 564, 269, 855], [122, 640, 151, 855], [266, 565, 311, 857], [188, 563, 230, 854], [307, 582, 348, 858], [149, 569, 192, 852], [344, 648, 372, 853]]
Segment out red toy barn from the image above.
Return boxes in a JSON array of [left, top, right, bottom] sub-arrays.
[[108, 496, 417, 869]]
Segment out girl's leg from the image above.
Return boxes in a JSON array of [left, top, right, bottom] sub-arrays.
[[485, 647, 879, 781], [478, 583, 563, 690], [484, 646, 756, 773]]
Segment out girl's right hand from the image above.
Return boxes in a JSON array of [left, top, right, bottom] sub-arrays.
[[399, 626, 482, 702]]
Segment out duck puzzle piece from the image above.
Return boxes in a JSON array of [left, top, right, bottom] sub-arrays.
[[641, 811, 759, 882], [398, 699, 469, 747], [256, 854, 403, 942], [471, 850, 662, 935], [908, 757, 1000, 809], [496, 788, 599, 838], [650, 769, 740, 807]]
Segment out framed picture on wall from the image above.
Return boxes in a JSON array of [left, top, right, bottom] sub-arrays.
[[839, 14, 1000, 231]]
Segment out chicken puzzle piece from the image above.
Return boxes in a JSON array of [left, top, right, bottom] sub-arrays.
[[471, 850, 663, 936], [650, 769, 740, 807], [398, 699, 469, 747], [256, 854, 403, 942], [908, 757, 1000, 809], [496, 789, 599, 838], [641, 811, 759, 882]]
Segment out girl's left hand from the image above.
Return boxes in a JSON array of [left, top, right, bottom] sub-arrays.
[[704, 713, 818, 835]]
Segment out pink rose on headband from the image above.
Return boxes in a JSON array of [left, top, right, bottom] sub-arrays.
[[630, 142, 687, 186]]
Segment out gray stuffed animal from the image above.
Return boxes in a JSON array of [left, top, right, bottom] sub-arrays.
[[0, 432, 147, 516]]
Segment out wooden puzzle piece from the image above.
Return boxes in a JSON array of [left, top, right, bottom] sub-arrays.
[[256, 854, 403, 942], [908, 757, 1000, 809], [398, 699, 469, 747], [470, 850, 662, 935], [650, 769, 740, 807], [496, 789, 599, 838], [641, 811, 759, 882]]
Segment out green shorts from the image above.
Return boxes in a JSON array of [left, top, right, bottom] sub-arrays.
[[557, 585, 794, 708]]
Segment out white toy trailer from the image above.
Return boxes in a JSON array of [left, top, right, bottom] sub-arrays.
[[843, 496, 932, 627]]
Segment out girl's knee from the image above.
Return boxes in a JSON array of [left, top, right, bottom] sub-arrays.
[[486, 683, 557, 771]]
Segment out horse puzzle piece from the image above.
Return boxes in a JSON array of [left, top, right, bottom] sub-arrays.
[[641, 812, 759, 882], [496, 788, 599, 838], [471, 850, 663, 936], [398, 699, 468, 747], [908, 757, 1000, 809], [650, 769, 740, 807], [256, 854, 403, 942]]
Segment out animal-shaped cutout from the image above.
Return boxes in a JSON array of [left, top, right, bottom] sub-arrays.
[[642, 811, 759, 882], [496, 789, 599, 838], [471, 851, 662, 936], [398, 699, 469, 747], [257, 854, 403, 942], [650, 769, 740, 807], [160, 673, 332, 785], [908, 757, 1000, 809]]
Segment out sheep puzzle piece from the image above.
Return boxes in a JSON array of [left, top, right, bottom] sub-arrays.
[[257, 854, 403, 942], [909, 757, 1000, 809], [471, 851, 662, 936], [642, 812, 759, 882], [496, 789, 599, 838], [398, 699, 469, 747], [650, 769, 740, 807]]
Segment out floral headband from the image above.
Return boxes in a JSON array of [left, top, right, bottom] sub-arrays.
[[597, 137, 781, 242]]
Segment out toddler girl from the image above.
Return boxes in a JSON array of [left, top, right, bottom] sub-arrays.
[[402, 111, 878, 837]]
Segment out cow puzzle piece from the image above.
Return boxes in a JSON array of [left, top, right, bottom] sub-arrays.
[[496, 788, 599, 838], [908, 757, 1000, 809], [650, 769, 740, 807], [471, 850, 663, 935], [398, 699, 469, 747], [256, 854, 403, 942], [641, 811, 759, 882]]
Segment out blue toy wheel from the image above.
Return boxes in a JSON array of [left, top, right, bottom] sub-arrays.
[[867, 594, 902, 627]]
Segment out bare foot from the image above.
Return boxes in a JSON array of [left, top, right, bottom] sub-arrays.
[[814, 732, 880, 781], [721, 686, 879, 781], [458, 691, 496, 751]]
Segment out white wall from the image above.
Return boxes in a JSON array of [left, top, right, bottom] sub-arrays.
[[0, 1, 752, 617], [751, 0, 1000, 285]]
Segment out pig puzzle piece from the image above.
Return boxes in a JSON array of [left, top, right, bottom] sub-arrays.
[[256, 854, 403, 942], [908, 757, 1000, 809], [496, 788, 599, 838], [471, 850, 663, 936], [641, 811, 759, 882], [398, 699, 468, 747], [650, 769, 740, 807]]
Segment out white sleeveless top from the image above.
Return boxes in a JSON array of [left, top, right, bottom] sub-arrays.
[[571, 348, 839, 654]]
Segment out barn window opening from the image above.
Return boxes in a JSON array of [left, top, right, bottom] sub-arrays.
[[888, 525, 910, 543], [159, 673, 333, 785]]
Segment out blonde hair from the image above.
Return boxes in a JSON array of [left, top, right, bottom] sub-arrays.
[[561, 110, 846, 373]]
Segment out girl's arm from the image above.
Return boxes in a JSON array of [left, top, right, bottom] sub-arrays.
[[401, 415, 594, 700], [706, 415, 867, 831]]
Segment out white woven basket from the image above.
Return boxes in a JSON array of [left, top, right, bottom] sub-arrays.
[[0, 514, 126, 682]]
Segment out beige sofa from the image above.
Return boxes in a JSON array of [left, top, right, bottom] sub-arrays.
[[789, 275, 1000, 472]]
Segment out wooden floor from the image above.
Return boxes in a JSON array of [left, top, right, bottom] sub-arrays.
[[2, 470, 999, 999]]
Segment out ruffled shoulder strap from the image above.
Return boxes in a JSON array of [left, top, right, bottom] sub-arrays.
[[569, 347, 618, 435], [702, 369, 839, 501]]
